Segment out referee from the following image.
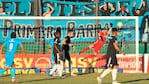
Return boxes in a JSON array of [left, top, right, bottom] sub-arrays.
[[62, 30, 76, 76], [97, 28, 125, 84]]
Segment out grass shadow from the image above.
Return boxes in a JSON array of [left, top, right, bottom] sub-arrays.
[[121, 78, 149, 83], [19, 77, 67, 83]]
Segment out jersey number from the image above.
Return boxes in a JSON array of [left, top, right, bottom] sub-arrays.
[[9, 43, 13, 51]]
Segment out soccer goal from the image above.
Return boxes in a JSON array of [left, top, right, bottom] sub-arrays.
[[0, 16, 139, 72]]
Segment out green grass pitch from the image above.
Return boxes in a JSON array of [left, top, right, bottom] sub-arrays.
[[0, 73, 149, 84]]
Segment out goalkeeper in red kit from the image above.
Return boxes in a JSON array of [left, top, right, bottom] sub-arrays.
[[79, 23, 113, 60]]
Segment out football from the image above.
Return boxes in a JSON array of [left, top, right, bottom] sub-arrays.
[[117, 22, 123, 28]]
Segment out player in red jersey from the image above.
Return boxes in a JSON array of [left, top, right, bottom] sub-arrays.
[[79, 23, 112, 60]]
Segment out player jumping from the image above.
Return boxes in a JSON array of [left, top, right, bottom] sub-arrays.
[[79, 23, 112, 60], [0, 32, 25, 83], [97, 28, 125, 84]]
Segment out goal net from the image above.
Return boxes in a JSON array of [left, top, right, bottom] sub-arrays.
[[0, 16, 139, 72]]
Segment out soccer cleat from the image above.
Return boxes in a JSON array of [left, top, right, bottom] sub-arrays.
[[71, 73, 77, 76], [62, 71, 66, 76], [112, 81, 121, 84], [48, 73, 53, 79], [49, 74, 53, 79], [12, 79, 19, 83], [97, 77, 102, 84], [60, 75, 65, 79]]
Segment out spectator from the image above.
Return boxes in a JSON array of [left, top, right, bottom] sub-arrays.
[[116, 6, 130, 16], [0, 7, 11, 15], [132, 1, 146, 16], [43, 3, 54, 17], [99, 3, 115, 16]]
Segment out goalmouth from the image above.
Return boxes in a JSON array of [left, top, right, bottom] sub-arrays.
[[0, 16, 139, 72]]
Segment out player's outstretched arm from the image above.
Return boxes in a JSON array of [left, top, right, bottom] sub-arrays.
[[107, 23, 113, 35], [107, 26, 112, 35], [113, 43, 125, 55]]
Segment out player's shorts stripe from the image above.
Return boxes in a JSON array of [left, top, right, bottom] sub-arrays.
[[57, 53, 60, 62], [107, 57, 111, 67]]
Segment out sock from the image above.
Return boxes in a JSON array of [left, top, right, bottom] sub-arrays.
[[100, 69, 111, 78], [11, 68, 16, 79], [68, 61, 72, 74], [0, 69, 5, 75], [112, 69, 117, 81], [80, 47, 90, 53], [57, 64, 63, 77], [50, 65, 57, 75], [63, 61, 66, 73], [60, 64, 63, 76]]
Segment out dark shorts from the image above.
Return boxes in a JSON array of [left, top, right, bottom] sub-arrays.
[[106, 55, 118, 68], [61, 50, 71, 62], [54, 52, 61, 64]]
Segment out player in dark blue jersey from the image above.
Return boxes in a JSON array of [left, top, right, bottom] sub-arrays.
[[0, 32, 25, 83]]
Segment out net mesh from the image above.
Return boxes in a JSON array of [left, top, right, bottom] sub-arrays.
[[0, 17, 137, 55]]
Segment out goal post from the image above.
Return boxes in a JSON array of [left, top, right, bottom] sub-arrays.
[[0, 16, 139, 72]]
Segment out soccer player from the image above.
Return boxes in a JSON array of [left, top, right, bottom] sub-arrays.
[[48, 32, 64, 78], [0, 32, 25, 83], [79, 23, 112, 60], [62, 30, 76, 76], [49, 27, 62, 66], [97, 28, 125, 84]]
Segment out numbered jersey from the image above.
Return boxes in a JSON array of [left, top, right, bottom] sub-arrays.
[[4, 38, 21, 54]]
